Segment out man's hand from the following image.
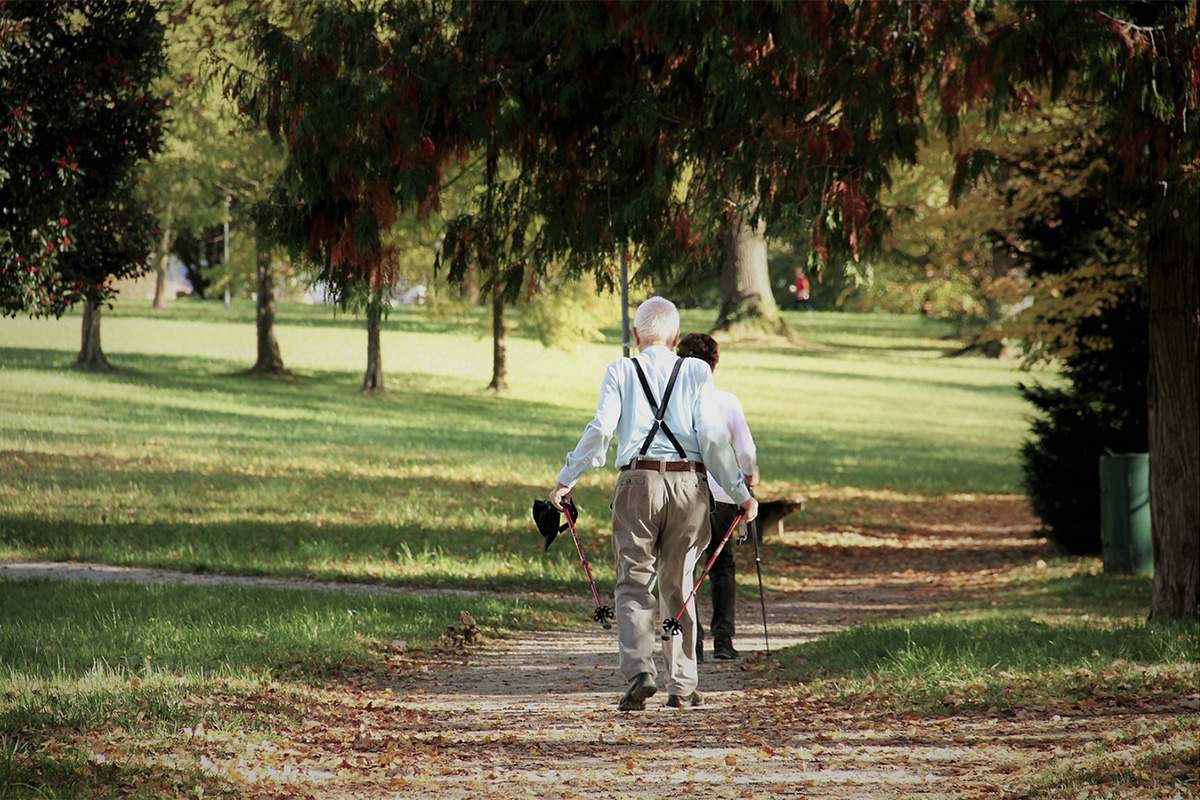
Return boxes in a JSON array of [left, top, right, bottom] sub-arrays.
[[549, 483, 573, 511], [739, 495, 759, 523]]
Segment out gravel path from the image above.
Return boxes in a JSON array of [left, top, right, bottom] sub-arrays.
[[2, 526, 1067, 799]]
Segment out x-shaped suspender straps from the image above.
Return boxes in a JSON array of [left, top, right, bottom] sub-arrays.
[[631, 357, 689, 459]]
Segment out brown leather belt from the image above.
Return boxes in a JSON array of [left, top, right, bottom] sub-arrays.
[[621, 459, 706, 476]]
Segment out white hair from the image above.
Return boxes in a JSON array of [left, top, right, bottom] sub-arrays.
[[633, 296, 680, 344]]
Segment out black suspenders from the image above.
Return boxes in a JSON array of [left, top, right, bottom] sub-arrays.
[[631, 357, 689, 460]]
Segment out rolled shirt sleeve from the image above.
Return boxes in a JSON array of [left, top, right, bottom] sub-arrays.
[[556, 360, 623, 488], [692, 370, 752, 505], [707, 389, 757, 504]]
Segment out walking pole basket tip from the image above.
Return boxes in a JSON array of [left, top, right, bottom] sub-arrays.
[[662, 508, 747, 639]]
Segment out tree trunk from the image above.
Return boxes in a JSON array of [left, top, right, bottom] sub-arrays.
[[1147, 214, 1200, 622], [361, 292, 386, 395], [714, 211, 789, 338], [980, 244, 1010, 359], [463, 263, 482, 306], [77, 298, 113, 372], [152, 224, 174, 309], [488, 291, 508, 392], [249, 242, 285, 375]]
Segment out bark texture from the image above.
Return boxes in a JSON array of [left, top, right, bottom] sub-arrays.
[[152, 223, 174, 309], [488, 293, 507, 392], [361, 296, 385, 395], [1147, 213, 1200, 622], [77, 299, 113, 372], [714, 213, 789, 339], [250, 244, 286, 375]]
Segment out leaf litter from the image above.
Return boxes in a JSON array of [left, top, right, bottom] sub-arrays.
[[6, 490, 1197, 798]]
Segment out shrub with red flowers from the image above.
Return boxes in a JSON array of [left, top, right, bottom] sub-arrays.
[[0, 0, 165, 318]]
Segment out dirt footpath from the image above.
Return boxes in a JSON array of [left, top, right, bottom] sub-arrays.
[[4, 493, 1090, 799]]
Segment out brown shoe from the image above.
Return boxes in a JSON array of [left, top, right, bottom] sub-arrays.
[[665, 690, 704, 708], [618, 672, 657, 711]]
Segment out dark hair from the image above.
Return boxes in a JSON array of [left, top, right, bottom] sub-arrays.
[[676, 332, 719, 370]]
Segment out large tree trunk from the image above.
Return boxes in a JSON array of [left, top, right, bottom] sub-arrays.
[[77, 298, 113, 372], [714, 210, 789, 338], [249, 242, 285, 375], [1147, 216, 1200, 622], [361, 292, 385, 395], [151, 219, 174, 309], [488, 292, 508, 392]]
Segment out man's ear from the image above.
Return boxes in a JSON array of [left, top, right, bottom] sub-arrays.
[[632, 328, 642, 348], [668, 330, 680, 349]]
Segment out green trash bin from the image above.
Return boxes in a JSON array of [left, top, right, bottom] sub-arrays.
[[1099, 452, 1153, 575]]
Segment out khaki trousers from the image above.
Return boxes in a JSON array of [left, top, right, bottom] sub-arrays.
[[610, 467, 711, 695]]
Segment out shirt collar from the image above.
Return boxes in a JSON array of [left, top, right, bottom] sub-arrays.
[[638, 344, 675, 359]]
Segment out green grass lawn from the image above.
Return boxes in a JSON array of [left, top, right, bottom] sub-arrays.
[[0, 301, 1036, 687], [0, 302, 1030, 588]]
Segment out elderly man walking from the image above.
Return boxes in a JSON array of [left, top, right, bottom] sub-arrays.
[[549, 297, 758, 711]]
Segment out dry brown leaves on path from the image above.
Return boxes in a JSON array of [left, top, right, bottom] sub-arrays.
[[17, 491, 1186, 799]]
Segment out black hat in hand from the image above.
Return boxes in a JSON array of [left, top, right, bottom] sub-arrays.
[[531, 498, 579, 550]]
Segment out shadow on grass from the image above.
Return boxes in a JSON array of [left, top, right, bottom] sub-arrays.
[[0, 508, 603, 594], [0, 749, 233, 800]]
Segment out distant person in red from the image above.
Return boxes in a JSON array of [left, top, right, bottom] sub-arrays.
[[792, 270, 812, 311]]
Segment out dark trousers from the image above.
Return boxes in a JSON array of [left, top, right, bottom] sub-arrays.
[[703, 501, 740, 641]]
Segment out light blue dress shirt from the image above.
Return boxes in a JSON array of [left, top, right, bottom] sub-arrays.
[[556, 345, 751, 505]]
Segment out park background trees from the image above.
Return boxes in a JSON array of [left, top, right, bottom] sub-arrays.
[[1, 0, 1194, 620], [225, 0, 1195, 620], [0, 0, 166, 369]]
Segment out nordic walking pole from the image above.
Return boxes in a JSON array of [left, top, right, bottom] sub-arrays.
[[561, 501, 615, 629], [662, 509, 747, 638], [749, 517, 770, 655]]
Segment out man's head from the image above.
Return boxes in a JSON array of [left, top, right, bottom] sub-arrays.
[[676, 332, 719, 372], [632, 296, 680, 349]]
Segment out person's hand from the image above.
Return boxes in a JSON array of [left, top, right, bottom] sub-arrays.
[[549, 483, 573, 511], [739, 495, 759, 523]]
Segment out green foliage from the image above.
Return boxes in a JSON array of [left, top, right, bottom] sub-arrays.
[[0, 0, 167, 317], [520, 272, 619, 351], [1019, 289, 1148, 554], [228, 0, 453, 303], [961, 102, 1152, 554], [226, 1, 991, 308]]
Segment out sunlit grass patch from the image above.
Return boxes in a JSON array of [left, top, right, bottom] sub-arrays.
[[777, 558, 1198, 717], [2, 305, 1031, 587], [0, 579, 575, 799], [1028, 714, 1200, 799]]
